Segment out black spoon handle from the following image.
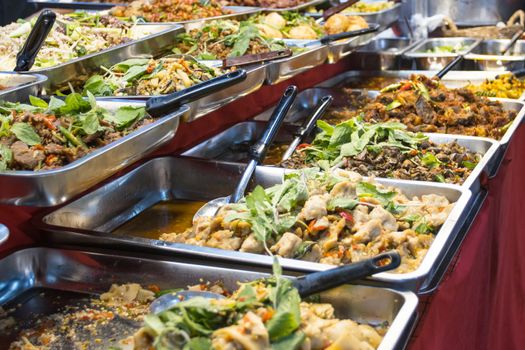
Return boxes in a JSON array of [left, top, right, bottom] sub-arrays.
[[292, 251, 401, 297], [14, 10, 56, 72], [146, 69, 247, 118], [322, 0, 359, 20], [435, 54, 464, 79]]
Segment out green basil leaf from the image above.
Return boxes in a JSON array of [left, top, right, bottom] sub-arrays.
[[83, 75, 116, 97], [272, 331, 306, 350], [11, 122, 41, 146], [104, 106, 146, 130], [29, 95, 48, 109], [183, 337, 212, 350], [327, 197, 358, 211], [113, 58, 151, 72], [461, 160, 477, 170], [122, 64, 148, 82], [0, 144, 13, 171], [48, 96, 66, 112], [59, 93, 91, 114]]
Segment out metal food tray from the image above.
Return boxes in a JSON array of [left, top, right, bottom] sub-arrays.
[[38, 156, 472, 293], [312, 71, 525, 175], [326, 23, 381, 64], [404, 37, 480, 70], [260, 0, 327, 11], [132, 6, 261, 25], [182, 120, 499, 194], [0, 100, 190, 207], [0, 72, 47, 102], [353, 38, 421, 70], [465, 39, 525, 71], [0, 247, 418, 350], [307, 2, 402, 30], [28, 24, 180, 84], [39, 25, 266, 122]]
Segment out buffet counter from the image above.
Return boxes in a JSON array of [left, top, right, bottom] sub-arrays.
[[1, 55, 524, 349]]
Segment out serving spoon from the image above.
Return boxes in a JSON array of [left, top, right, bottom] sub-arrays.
[[192, 85, 298, 223], [281, 94, 333, 162], [14, 10, 56, 72], [150, 250, 401, 314]]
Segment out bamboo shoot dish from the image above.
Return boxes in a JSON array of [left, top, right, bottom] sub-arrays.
[[161, 168, 454, 273], [465, 73, 525, 99], [0, 12, 149, 71], [110, 0, 232, 22], [324, 75, 516, 140], [8, 274, 386, 349], [64, 56, 225, 97], [281, 118, 481, 184], [0, 93, 153, 171]]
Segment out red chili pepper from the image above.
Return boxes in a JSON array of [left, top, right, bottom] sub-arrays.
[[307, 219, 317, 232], [43, 117, 56, 131], [296, 143, 310, 150], [339, 210, 354, 225], [400, 82, 412, 91]]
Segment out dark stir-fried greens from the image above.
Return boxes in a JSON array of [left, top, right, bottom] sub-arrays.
[[0, 93, 152, 171], [325, 75, 516, 140], [281, 118, 481, 184]]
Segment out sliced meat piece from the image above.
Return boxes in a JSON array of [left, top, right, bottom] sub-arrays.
[[353, 219, 382, 244], [415, 95, 436, 124], [369, 206, 398, 231], [270, 232, 302, 258], [10, 141, 45, 170], [299, 194, 330, 221]]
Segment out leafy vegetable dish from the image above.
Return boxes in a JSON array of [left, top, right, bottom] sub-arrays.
[[161, 168, 454, 273], [8, 274, 386, 349], [281, 118, 481, 184], [173, 19, 288, 60], [325, 75, 516, 140], [0, 93, 152, 171], [111, 0, 231, 22], [0, 12, 147, 71], [72, 56, 224, 97], [465, 73, 525, 99]]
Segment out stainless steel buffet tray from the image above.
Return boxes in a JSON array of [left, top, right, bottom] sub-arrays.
[[40, 25, 266, 122], [465, 39, 525, 71], [0, 247, 418, 350], [182, 121, 499, 194], [38, 156, 472, 292], [353, 38, 420, 70], [404, 37, 480, 70], [0, 72, 47, 101], [0, 100, 190, 207], [32, 24, 180, 86], [326, 23, 381, 64], [28, 0, 125, 10]]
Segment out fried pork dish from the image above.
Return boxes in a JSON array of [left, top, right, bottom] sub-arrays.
[[8, 277, 386, 349], [111, 0, 231, 22], [282, 118, 481, 184], [77, 56, 224, 96], [173, 19, 287, 60], [161, 168, 454, 273], [221, 0, 311, 9], [0, 93, 153, 171], [252, 12, 368, 39], [326, 75, 516, 140], [0, 12, 140, 71], [465, 73, 525, 99]]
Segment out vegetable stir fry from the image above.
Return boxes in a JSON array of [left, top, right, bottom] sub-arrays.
[[173, 20, 287, 60], [221, 0, 311, 8], [111, 0, 231, 22], [0, 12, 144, 71], [465, 73, 525, 99], [0, 93, 152, 171], [282, 118, 481, 184], [325, 75, 516, 140], [161, 168, 454, 273], [78, 56, 224, 96]]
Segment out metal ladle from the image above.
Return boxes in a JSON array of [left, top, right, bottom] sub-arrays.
[[192, 85, 298, 223], [150, 250, 401, 314]]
